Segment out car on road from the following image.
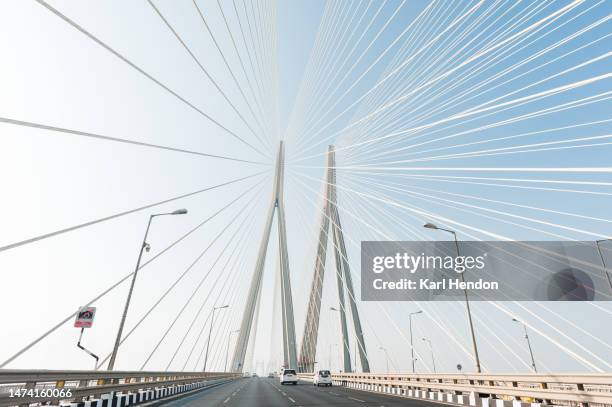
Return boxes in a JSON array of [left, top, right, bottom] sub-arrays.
[[313, 370, 332, 387], [268, 372, 275, 378], [280, 369, 298, 385]]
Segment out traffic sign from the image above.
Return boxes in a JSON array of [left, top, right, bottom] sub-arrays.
[[74, 306, 96, 328]]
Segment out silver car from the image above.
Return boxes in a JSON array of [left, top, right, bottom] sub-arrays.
[[313, 370, 332, 387]]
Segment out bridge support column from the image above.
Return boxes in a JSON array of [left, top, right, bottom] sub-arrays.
[[331, 211, 352, 373], [230, 141, 298, 372], [298, 157, 331, 372], [330, 146, 370, 373], [298, 146, 370, 373]]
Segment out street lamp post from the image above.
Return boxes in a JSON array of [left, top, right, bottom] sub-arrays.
[[512, 318, 537, 372], [107, 208, 188, 370], [409, 310, 422, 373], [379, 347, 389, 373], [329, 307, 346, 369], [422, 338, 436, 373], [225, 329, 240, 372], [204, 305, 229, 372], [424, 222, 482, 373]]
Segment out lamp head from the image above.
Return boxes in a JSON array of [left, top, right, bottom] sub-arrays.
[[171, 208, 188, 215], [423, 223, 438, 230]]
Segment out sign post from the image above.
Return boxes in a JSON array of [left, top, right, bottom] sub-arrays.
[[74, 307, 96, 328], [74, 307, 99, 368]]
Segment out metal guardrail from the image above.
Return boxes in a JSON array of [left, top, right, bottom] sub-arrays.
[[0, 369, 240, 407], [297, 372, 612, 406]]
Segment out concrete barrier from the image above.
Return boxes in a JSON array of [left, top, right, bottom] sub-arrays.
[[295, 372, 611, 407], [59, 379, 231, 407], [0, 370, 238, 407]]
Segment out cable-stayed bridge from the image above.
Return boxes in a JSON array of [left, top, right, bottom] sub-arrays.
[[0, 0, 611, 406]]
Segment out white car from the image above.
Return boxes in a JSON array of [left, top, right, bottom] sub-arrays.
[[280, 369, 298, 385], [313, 370, 332, 387]]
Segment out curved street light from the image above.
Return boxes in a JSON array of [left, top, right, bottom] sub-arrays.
[[409, 310, 422, 373], [108, 209, 188, 370], [423, 222, 481, 373], [512, 318, 537, 372], [204, 305, 229, 372]]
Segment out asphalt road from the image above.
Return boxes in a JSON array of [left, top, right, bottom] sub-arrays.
[[160, 377, 444, 407]]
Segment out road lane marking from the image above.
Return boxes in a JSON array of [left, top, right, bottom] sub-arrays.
[[348, 396, 365, 402], [221, 381, 247, 404], [329, 391, 339, 395], [288, 396, 296, 403]]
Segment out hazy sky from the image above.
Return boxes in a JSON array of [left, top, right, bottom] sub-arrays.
[[1, 0, 611, 375]]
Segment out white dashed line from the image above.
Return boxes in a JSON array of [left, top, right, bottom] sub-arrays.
[[223, 397, 231, 404], [288, 396, 296, 403], [348, 396, 365, 402]]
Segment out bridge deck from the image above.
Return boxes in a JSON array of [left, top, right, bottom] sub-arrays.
[[164, 377, 442, 407]]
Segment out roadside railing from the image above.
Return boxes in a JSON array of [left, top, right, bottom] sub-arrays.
[[0, 369, 240, 407], [298, 372, 612, 407]]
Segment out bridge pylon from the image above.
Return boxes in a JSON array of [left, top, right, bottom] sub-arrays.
[[298, 146, 370, 373], [230, 141, 298, 372]]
